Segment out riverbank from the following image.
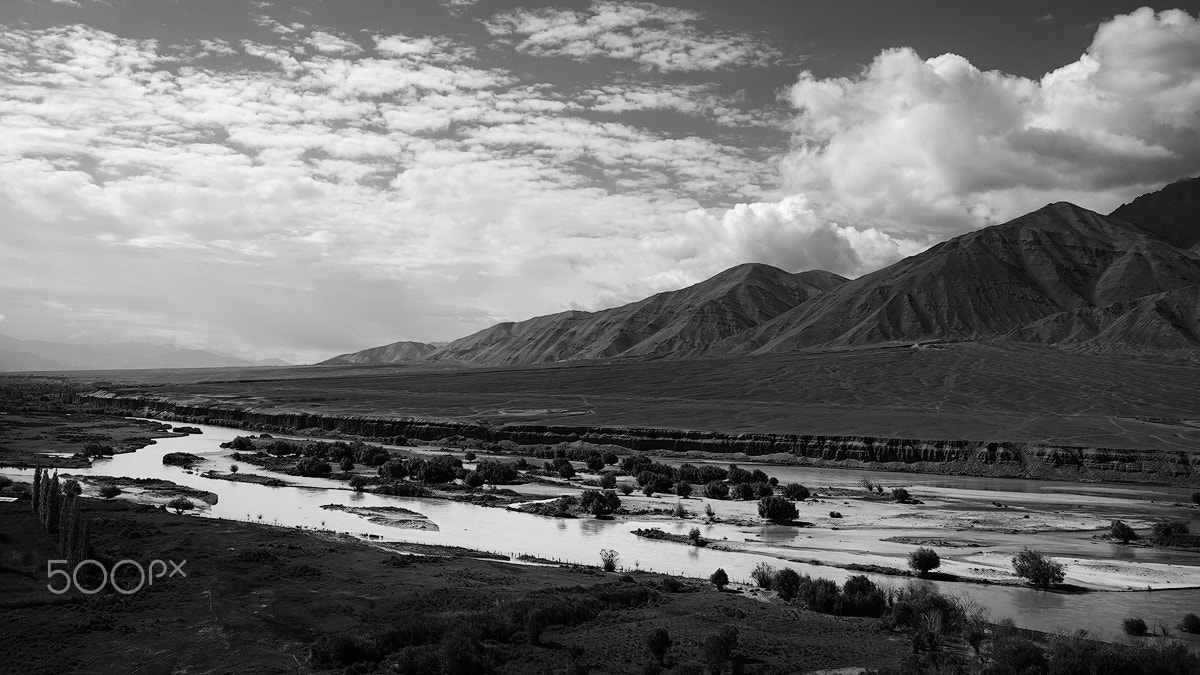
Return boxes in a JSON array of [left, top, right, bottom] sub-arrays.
[[0, 410, 179, 468], [0, 497, 908, 674]]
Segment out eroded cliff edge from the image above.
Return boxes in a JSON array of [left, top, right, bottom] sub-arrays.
[[76, 391, 1200, 486]]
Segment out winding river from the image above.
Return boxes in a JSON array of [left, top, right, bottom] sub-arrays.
[[7, 418, 1200, 643]]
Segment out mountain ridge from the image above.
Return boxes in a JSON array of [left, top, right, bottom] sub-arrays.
[[326, 178, 1200, 366]]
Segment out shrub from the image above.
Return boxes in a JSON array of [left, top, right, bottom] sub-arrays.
[[229, 463, 239, 474], [701, 626, 738, 675], [1123, 617, 1148, 636], [753, 482, 773, 498], [1109, 520, 1138, 543], [557, 462, 576, 479], [1149, 519, 1200, 546], [703, 481, 729, 499], [0, 475, 11, 490], [757, 496, 798, 522], [464, 471, 484, 489], [377, 459, 408, 480], [603, 451, 618, 465], [774, 568, 800, 601], [62, 479, 82, 497], [167, 497, 194, 514], [1179, 613, 1200, 634], [339, 458, 354, 472], [859, 475, 879, 492], [586, 454, 605, 471], [672, 501, 687, 518], [295, 457, 332, 478], [751, 563, 775, 589], [782, 483, 810, 501], [645, 628, 671, 665], [599, 473, 617, 489], [600, 548, 619, 572], [581, 489, 621, 517], [710, 568, 729, 590], [1012, 547, 1066, 589], [829, 511, 842, 518], [620, 484, 634, 496], [800, 577, 841, 613], [841, 575, 887, 617], [732, 482, 755, 501], [704, 502, 715, 518], [688, 527, 702, 546], [726, 464, 752, 484], [349, 476, 369, 492], [464, 450, 476, 461], [674, 481, 692, 498], [908, 547, 940, 575], [1192, 491, 1200, 505], [891, 487, 911, 502], [99, 484, 121, 499]]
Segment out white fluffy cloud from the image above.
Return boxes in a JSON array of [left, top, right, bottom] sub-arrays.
[[485, 1, 782, 72], [781, 7, 1200, 238]]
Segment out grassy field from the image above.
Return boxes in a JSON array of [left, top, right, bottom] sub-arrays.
[[69, 342, 1200, 450]]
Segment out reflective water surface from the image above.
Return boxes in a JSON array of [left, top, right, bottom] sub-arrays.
[[7, 419, 1199, 642]]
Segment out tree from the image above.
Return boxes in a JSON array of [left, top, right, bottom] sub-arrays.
[[688, 527, 703, 546], [167, 497, 194, 514], [674, 481, 692, 498], [1192, 491, 1200, 505], [62, 479, 82, 497], [586, 454, 605, 471], [704, 502, 715, 518], [782, 483, 810, 501], [464, 471, 485, 489], [620, 484, 634, 496], [774, 568, 801, 601], [733, 482, 755, 501], [710, 567, 729, 590], [757, 496, 798, 522], [377, 459, 408, 480], [892, 487, 911, 503], [1179, 613, 1200, 634], [908, 547, 941, 575], [1012, 547, 1065, 589], [464, 450, 476, 461], [295, 457, 332, 478], [581, 489, 621, 517], [230, 463, 239, 474], [645, 628, 671, 665], [1109, 520, 1138, 543], [99, 484, 121, 499], [600, 548, 619, 572], [339, 458, 354, 472], [703, 481, 728, 499], [599, 473, 617, 489], [349, 476, 370, 492], [0, 476, 11, 490], [642, 483, 656, 497]]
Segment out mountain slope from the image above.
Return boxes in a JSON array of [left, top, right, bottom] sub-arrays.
[[1009, 285, 1200, 350], [1110, 176, 1200, 250], [716, 202, 1200, 354], [320, 340, 438, 366], [422, 264, 846, 365]]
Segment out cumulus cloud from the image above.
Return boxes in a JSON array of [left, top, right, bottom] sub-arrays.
[[780, 7, 1200, 238], [485, 1, 782, 71]]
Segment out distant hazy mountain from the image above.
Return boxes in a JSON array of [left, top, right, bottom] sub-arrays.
[[421, 265, 846, 365], [325, 178, 1200, 366], [716, 195, 1200, 354], [0, 334, 289, 372], [319, 340, 438, 366]]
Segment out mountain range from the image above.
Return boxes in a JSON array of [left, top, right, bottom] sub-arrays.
[[0, 334, 290, 372], [325, 177, 1200, 367]]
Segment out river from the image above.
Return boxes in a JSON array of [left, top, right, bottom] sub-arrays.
[[6, 418, 1200, 643]]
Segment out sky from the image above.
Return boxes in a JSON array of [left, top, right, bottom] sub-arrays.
[[1, 1, 1198, 364]]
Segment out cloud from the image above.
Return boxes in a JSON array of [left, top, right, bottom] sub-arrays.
[[780, 7, 1200, 239], [485, 1, 782, 71]]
